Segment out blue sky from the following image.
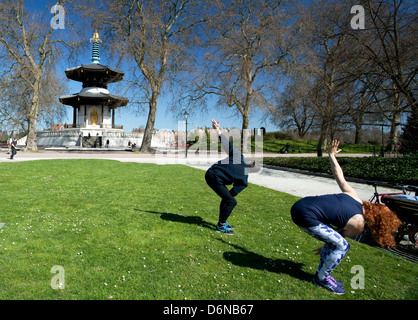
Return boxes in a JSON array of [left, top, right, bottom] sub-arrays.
[[40, 1, 281, 133], [61, 77, 276, 133], [59, 46, 278, 133]]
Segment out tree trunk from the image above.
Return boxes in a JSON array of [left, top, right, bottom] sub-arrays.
[[241, 109, 250, 153], [354, 122, 362, 144], [24, 80, 41, 151], [241, 67, 252, 153], [140, 92, 159, 153], [386, 112, 400, 153], [353, 104, 365, 144], [386, 87, 401, 153], [25, 116, 38, 151], [316, 119, 330, 157]]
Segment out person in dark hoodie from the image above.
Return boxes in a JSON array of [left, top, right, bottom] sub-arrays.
[[205, 119, 261, 235]]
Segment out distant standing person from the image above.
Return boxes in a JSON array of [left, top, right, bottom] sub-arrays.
[[7, 136, 11, 154], [9, 138, 17, 160], [205, 119, 261, 235], [290, 140, 402, 294]]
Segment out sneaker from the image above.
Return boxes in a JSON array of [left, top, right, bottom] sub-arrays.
[[216, 224, 235, 235], [312, 273, 345, 295], [225, 221, 236, 230], [314, 272, 345, 288], [329, 275, 345, 288]]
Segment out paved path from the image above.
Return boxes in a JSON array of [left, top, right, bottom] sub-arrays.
[[0, 149, 401, 200]]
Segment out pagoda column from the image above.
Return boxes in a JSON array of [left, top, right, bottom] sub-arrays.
[[73, 107, 77, 128], [84, 105, 87, 126], [112, 108, 115, 128]]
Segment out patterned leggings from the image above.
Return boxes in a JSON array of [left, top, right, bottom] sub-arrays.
[[299, 223, 350, 280]]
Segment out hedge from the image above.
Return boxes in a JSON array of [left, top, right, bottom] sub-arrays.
[[263, 154, 418, 186]]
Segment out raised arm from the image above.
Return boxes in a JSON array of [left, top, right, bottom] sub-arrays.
[[328, 140, 359, 199], [212, 119, 233, 155], [211, 119, 222, 135]]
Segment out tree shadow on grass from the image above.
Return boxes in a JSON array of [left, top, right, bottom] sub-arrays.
[[218, 239, 312, 283], [134, 208, 216, 230]]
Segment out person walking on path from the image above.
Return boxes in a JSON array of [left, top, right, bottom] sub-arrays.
[[7, 136, 12, 154], [9, 138, 17, 160], [205, 119, 260, 235], [290, 140, 402, 295]]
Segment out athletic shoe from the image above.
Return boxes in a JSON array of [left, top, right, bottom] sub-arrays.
[[314, 272, 345, 288], [329, 275, 345, 288], [312, 273, 345, 295], [225, 221, 236, 230], [216, 224, 235, 235]]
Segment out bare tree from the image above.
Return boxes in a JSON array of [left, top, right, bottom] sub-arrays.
[[88, 0, 209, 153], [367, 0, 416, 110], [349, 0, 417, 151], [265, 0, 416, 154], [192, 0, 294, 144], [0, 0, 73, 151], [0, 68, 67, 134], [343, 80, 373, 144], [296, 0, 356, 156], [270, 75, 317, 138]]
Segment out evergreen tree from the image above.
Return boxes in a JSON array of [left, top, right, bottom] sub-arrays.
[[399, 109, 418, 154]]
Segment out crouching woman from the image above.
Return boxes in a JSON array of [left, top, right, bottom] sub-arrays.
[[290, 140, 402, 295]]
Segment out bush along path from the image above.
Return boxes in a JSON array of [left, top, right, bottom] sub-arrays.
[[263, 154, 418, 186]]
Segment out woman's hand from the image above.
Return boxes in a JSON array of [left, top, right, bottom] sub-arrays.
[[211, 119, 221, 134], [328, 139, 361, 198], [328, 140, 342, 156]]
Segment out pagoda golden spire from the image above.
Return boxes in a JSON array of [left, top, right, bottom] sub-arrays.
[[90, 30, 102, 63], [90, 30, 101, 43]]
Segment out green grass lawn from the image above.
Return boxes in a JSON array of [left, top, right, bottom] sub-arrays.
[[0, 160, 416, 300]]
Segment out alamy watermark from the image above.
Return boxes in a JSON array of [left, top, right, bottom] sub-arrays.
[[50, 265, 65, 290], [50, 4, 65, 30], [48, 264, 366, 291], [351, 265, 365, 289], [153, 122, 264, 166], [351, 5, 365, 30]]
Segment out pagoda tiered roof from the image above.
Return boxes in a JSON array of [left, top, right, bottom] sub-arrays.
[[59, 31, 129, 109], [59, 90, 129, 107], [64, 63, 125, 88]]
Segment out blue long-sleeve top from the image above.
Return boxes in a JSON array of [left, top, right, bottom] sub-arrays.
[[208, 134, 251, 196]]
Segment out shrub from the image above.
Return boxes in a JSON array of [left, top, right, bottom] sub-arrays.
[[263, 131, 293, 141], [263, 155, 418, 185]]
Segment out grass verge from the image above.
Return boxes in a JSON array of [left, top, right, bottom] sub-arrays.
[[0, 160, 416, 299]]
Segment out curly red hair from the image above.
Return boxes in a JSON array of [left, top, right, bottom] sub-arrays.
[[362, 201, 402, 248]]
